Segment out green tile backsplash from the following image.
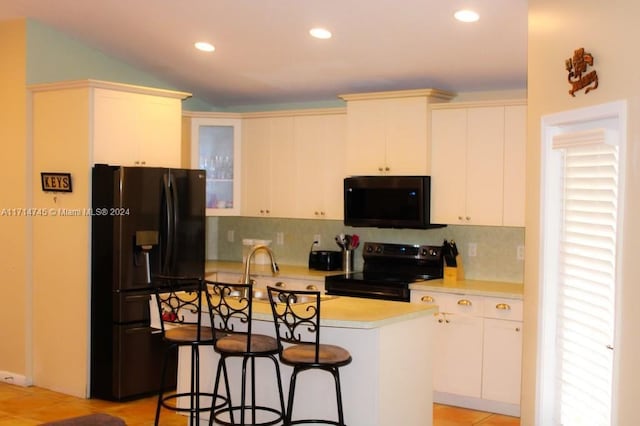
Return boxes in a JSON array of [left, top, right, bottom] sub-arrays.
[[208, 217, 525, 283]]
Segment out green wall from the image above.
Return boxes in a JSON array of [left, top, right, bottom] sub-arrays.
[[25, 20, 213, 111]]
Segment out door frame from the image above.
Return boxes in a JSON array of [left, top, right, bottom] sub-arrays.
[[536, 100, 627, 425]]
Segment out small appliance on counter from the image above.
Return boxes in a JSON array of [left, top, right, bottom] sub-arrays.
[[308, 250, 343, 271]]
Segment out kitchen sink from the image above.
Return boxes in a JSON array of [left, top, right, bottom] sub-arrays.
[[228, 288, 336, 304]]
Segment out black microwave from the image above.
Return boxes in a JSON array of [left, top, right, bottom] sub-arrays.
[[343, 176, 445, 229]]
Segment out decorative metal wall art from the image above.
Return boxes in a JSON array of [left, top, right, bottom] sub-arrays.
[[566, 47, 599, 97]]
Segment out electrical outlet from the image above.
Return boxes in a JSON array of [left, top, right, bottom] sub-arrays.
[[517, 245, 525, 260], [276, 232, 285, 245], [227, 229, 235, 242], [313, 234, 322, 246], [468, 242, 477, 257]]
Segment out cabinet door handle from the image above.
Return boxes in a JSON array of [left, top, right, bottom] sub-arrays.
[[384, 166, 390, 172], [378, 166, 384, 172], [496, 303, 511, 310], [457, 299, 472, 306], [421, 295, 434, 303]]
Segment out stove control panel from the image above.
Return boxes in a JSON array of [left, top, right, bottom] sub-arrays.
[[363, 242, 442, 261]]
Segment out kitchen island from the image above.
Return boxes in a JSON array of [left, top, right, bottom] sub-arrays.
[[174, 295, 438, 426]]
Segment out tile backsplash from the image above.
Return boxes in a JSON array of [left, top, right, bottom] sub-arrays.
[[209, 217, 525, 283]]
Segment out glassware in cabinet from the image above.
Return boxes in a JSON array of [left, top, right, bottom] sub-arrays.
[[190, 117, 241, 215]]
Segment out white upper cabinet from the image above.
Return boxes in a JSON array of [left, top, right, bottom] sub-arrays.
[[241, 116, 296, 218], [90, 84, 188, 167], [430, 101, 526, 227], [340, 89, 455, 176], [188, 116, 242, 216], [293, 113, 347, 220]]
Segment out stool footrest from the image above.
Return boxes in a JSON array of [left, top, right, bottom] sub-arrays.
[[214, 405, 284, 426], [160, 391, 228, 413]]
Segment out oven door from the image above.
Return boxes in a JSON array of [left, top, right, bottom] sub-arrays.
[[325, 277, 410, 302]]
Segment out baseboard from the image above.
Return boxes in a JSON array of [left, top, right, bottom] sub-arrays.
[[434, 391, 520, 417], [0, 371, 32, 387]]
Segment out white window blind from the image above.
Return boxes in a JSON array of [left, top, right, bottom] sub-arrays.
[[552, 128, 617, 426]]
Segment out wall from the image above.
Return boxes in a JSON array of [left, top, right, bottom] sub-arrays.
[[524, 1, 640, 424], [0, 19, 29, 386], [0, 17, 216, 394], [214, 217, 525, 283], [31, 87, 92, 397]]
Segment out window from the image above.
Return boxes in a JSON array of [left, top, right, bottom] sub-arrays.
[[538, 102, 625, 426]]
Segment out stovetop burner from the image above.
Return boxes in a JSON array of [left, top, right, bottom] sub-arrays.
[[325, 242, 444, 302]]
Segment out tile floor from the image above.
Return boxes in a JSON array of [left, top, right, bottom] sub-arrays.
[[0, 382, 519, 425]]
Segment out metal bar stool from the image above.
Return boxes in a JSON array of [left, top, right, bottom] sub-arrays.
[[205, 280, 286, 426], [151, 276, 231, 426], [267, 287, 352, 426]]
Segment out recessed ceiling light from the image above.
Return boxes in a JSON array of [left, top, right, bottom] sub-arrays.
[[454, 9, 480, 23], [309, 28, 332, 39], [194, 41, 215, 52]]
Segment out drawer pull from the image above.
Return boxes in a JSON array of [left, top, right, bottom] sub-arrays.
[[457, 299, 472, 306], [306, 284, 318, 290], [421, 295, 434, 303], [496, 303, 511, 310], [275, 281, 286, 288]]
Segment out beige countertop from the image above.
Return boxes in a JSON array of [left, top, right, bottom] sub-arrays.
[[250, 295, 438, 329], [410, 279, 523, 299], [207, 260, 524, 299], [206, 260, 341, 282]]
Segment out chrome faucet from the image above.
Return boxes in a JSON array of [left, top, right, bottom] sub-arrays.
[[241, 244, 279, 285]]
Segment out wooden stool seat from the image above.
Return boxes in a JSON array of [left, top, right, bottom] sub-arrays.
[[282, 343, 351, 365]]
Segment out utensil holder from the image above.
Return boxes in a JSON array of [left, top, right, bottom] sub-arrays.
[[343, 250, 354, 274]]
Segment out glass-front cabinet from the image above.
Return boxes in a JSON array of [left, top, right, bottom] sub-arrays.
[[190, 117, 241, 215]]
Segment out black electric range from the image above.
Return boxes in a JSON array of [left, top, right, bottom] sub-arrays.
[[325, 242, 444, 302]]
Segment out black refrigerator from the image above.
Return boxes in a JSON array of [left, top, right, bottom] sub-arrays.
[[90, 164, 206, 401]]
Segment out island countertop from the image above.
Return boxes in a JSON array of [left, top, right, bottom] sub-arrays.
[[249, 295, 438, 329]]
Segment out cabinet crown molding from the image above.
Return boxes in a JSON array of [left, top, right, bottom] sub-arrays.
[[430, 99, 527, 110], [183, 107, 346, 119], [338, 88, 456, 102], [28, 79, 192, 100]]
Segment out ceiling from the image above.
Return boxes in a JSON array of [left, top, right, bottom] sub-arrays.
[[0, 0, 528, 108]]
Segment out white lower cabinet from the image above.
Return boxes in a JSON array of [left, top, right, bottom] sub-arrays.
[[482, 318, 522, 405], [433, 312, 483, 397], [411, 290, 523, 416]]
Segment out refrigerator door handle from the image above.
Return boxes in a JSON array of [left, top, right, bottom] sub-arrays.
[[162, 174, 174, 274]]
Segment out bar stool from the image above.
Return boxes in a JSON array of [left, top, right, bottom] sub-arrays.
[[151, 276, 231, 426], [205, 280, 286, 426], [266, 287, 352, 426]]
